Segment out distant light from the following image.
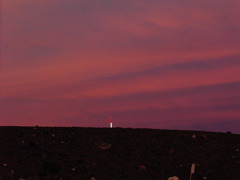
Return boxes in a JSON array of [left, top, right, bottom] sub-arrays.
[[109, 117, 113, 128]]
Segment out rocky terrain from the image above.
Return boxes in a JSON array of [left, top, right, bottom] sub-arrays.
[[0, 126, 240, 180]]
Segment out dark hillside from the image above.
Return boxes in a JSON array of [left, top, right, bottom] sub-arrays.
[[0, 127, 239, 180]]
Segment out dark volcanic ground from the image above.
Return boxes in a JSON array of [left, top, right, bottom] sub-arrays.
[[0, 126, 240, 180]]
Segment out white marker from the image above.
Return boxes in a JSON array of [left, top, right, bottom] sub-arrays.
[[189, 164, 195, 180], [109, 117, 113, 128]]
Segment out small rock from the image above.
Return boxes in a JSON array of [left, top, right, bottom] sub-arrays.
[[95, 142, 111, 150], [72, 168, 76, 171], [3, 163, 7, 167], [168, 176, 179, 180], [19, 178, 26, 180], [192, 134, 197, 139], [138, 164, 147, 172], [90, 177, 96, 180]]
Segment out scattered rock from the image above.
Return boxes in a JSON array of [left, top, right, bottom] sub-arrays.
[[0, 127, 239, 179], [168, 176, 179, 180], [72, 168, 76, 171], [95, 142, 112, 150], [138, 164, 147, 172], [192, 134, 197, 139]]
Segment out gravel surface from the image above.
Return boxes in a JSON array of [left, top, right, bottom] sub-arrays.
[[0, 126, 239, 180]]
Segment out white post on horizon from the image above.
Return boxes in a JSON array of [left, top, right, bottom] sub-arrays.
[[109, 117, 113, 128]]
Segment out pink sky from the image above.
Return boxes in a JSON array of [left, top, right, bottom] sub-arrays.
[[1, 0, 240, 133]]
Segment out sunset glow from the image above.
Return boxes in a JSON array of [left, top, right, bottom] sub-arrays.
[[1, 0, 240, 133]]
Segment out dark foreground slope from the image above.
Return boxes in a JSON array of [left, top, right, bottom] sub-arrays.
[[0, 127, 240, 180]]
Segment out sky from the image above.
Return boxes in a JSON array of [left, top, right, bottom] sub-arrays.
[[1, 0, 240, 133]]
